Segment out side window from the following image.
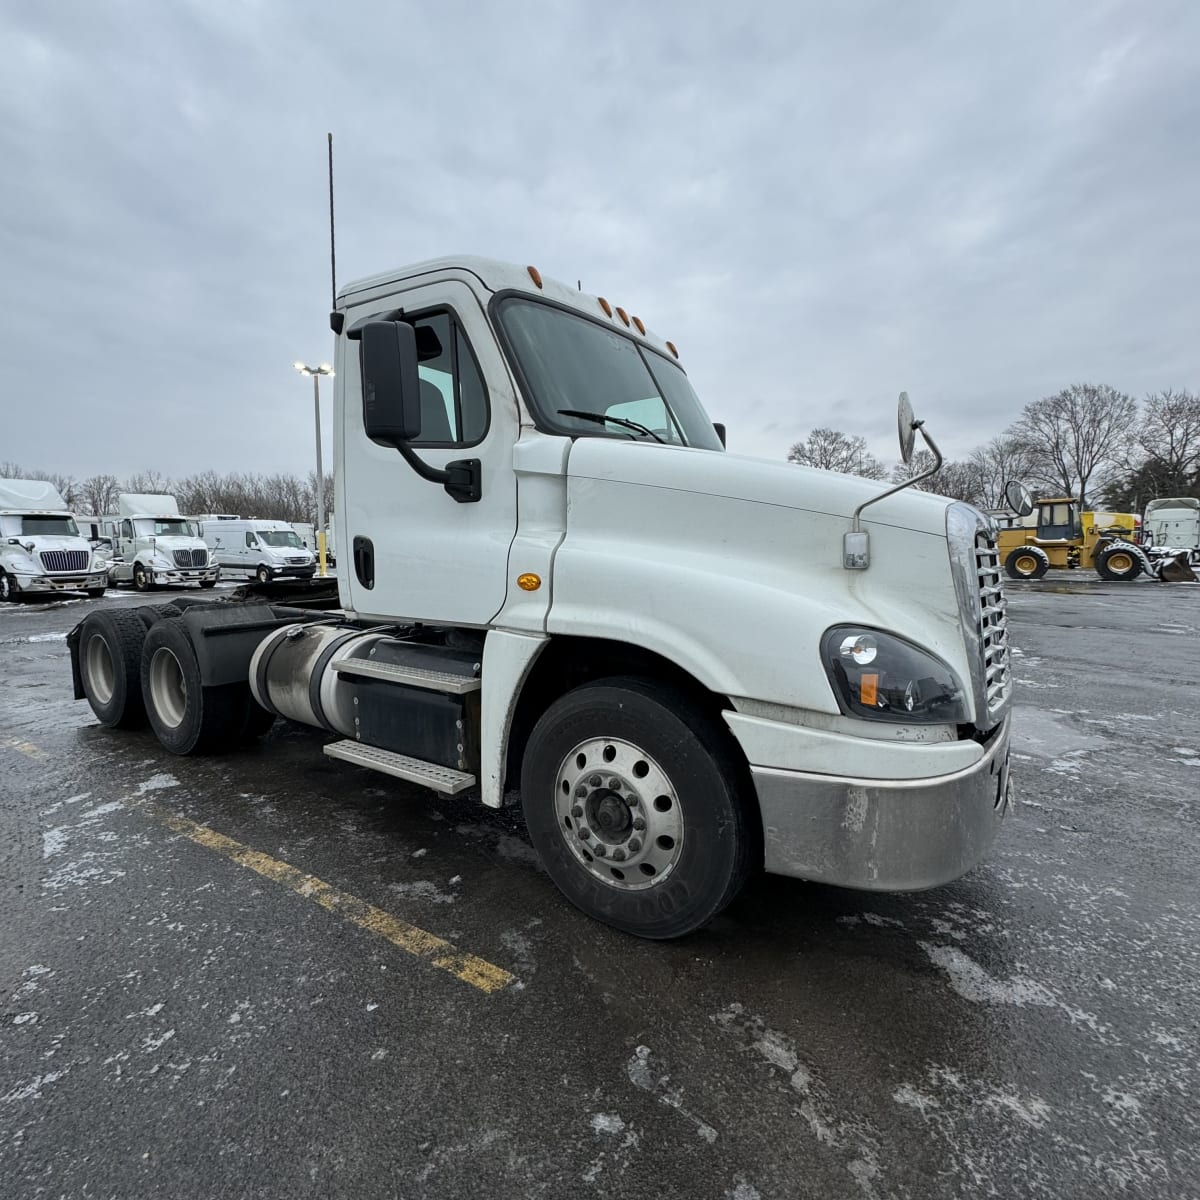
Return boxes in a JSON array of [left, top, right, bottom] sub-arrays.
[[121, 520, 132, 539], [411, 311, 488, 446], [245, 532, 255, 548]]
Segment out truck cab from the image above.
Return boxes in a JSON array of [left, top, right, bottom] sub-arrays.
[[71, 256, 1013, 938], [0, 480, 109, 601], [106, 494, 220, 592]]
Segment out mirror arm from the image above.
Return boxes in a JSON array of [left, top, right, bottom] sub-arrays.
[[394, 440, 482, 504], [850, 421, 943, 531]]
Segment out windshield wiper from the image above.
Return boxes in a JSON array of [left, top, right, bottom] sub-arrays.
[[558, 409, 664, 444]]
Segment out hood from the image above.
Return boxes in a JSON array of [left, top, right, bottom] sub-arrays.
[[140, 535, 208, 552], [565, 440, 957, 538], [13, 533, 92, 554]]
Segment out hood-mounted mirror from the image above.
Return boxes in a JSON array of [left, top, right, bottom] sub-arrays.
[[1004, 480, 1034, 517], [897, 391, 916, 464]]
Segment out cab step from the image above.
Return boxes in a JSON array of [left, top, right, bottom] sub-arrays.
[[332, 658, 481, 694], [323, 739, 476, 795]]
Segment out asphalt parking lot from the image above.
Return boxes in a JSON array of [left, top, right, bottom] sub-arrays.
[[1, 580, 1198, 1199]]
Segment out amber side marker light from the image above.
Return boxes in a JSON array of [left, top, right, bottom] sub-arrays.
[[517, 573, 542, 591], [527, 266, 543, 289]]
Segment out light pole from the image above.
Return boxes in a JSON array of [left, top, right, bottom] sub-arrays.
[[293, 361, 334, 578]]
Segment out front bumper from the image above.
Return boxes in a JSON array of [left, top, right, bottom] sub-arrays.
[[152, 567, 220, 585], [17, 572, 108, 594], [749, 716, 1011, 891]]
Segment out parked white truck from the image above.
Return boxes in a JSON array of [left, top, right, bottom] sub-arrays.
[[69, 256, 1013, 938], [1143, 497, 1200, 563], [1, 479, 109, 600], [105, 494, 220, 591]]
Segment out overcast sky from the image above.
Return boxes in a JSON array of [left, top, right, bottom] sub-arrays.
[[3, 0, 1198, 483]]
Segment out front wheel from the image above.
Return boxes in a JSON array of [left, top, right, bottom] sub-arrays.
[[1004, 546, 1050, 580], [1094, 542, 1143, 581], [0, 571, 19, 602], [133, 563, 155, 592], [521, 677, 753, 939], [255, 565, 272, 585]]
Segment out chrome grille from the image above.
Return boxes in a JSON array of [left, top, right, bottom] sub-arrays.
[[39, 549, 89, 573], [975, 531, 1011, 717], [173, 548, 207, 568]]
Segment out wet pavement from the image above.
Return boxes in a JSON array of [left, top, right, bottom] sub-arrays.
[[1, 580, 1197, 1199]]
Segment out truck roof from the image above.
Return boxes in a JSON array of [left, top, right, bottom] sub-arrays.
[[118, 494, 182, 519], [1145, 497, 1200, 514], [336, 256, 681, 362], [0, 478, 69, 513]]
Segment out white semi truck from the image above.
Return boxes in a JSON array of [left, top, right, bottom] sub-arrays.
[[1143, 497, 1200, 563], [104, 494, 220, 591], [1, 479, 109, 601], [69, 257, 1013, 938]]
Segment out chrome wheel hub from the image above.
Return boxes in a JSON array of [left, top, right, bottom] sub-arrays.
[[554, 737, 683, 890]]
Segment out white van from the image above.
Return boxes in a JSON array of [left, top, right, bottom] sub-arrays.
[[201, 519, 316, 583]]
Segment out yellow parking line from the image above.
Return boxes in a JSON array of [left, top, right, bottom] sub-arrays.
[[0, 736, 49, 761], [148, 806, 514, 994]]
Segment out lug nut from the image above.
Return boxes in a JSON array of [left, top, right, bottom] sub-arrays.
[[627, 794, 640, 807], [575, 786, 587, 799], [589, 775, 602, 787], [608, 777, 621, 790], [571, 805, 583, 818], [579, 828, 591, 841], [632, 817, 645, 831], [627, 838, 641, 852], [594, 844, 607, 858], [611, 848, 626, 862]]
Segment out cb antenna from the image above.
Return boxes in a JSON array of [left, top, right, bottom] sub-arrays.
[[327, 132, 337, 310]]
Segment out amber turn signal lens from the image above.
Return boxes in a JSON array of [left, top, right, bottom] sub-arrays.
[[517, 573, 541, 591], [860, 674, 879, 707]]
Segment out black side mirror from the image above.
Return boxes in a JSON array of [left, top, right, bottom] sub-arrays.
[[713, 422, 727, 448], [360, 321, 422, 445]]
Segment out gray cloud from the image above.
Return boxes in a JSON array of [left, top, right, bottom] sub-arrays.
[[2, 0, 1197, 481]]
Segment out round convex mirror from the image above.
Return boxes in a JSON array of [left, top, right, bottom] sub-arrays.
[[897, 392, 917, 464], [1004, 480, 1034, 517]]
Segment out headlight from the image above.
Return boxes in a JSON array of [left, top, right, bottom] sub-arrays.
[[821, 626, 970, 724]]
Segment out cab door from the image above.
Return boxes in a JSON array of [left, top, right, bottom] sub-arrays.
[[336, 278, 519, 626]]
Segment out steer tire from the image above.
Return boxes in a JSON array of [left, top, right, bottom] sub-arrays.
[[521, 676, 754, 940], [0, 571, 20, 602], [141, 617, 247, 755], [133, 563, 155, 592], [78, 609, 150, 728], [1004, 546, 1050, 580], [1094, 542, 1144, 582]]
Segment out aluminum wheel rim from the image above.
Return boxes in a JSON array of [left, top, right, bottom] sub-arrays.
[[554, 737, 684, 891], [149, 646, 187, 728], [0, 575, 10, 599], [85, 634, 115, 704]]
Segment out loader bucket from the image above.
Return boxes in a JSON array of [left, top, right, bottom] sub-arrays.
[[1158, 552, 1198, 583]]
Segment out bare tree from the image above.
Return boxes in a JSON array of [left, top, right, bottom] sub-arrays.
[[1009, 384, 1136, 507], [80, 474, 121, 516], [787, 428, 887, 479], [889, 453, 985, 503], [124, 470, 174, 495], [1136, 389, 1200, 491], [968, 437, 1036, 509]]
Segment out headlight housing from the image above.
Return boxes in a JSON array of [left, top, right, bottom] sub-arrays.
[[821, 626, 970, 725]]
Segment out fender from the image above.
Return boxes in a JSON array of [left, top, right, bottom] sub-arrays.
[[479, 629, 547, 808]]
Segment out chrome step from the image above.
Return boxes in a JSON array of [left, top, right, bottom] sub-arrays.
[[332, 658, 481, 694], [323, 740, 476, 795]]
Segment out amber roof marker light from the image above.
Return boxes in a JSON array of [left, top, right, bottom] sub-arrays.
[[527, 266, 543, 289], [615, 307, 631, 327], [597, 297, 613, 317], [632, 316, 646, 334], [666, 341, 679, 358]]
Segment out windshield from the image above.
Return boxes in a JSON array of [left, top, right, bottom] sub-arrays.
[[19, 514, 80, 536], [496, 298, 723, 450], [259, 531, 303, 548], [133, 518, 191, 537]]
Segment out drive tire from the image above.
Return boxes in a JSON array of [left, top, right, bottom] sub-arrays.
[[133, 563, 155, 592], [141, 617, 247, 755], [135, 603, 182, 631], [521, 677, 754, 940], [0, 571, 19, 602], [1094, 542, 1144, 582], [78, 609, 150, 728], [1004, 546, 1050, 580]]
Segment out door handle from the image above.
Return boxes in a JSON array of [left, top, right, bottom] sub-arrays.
[[353, 536, 374, 589]]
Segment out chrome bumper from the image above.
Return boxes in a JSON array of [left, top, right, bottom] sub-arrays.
[[20, 573, 107, 593], [753, 717, 1011, 891]]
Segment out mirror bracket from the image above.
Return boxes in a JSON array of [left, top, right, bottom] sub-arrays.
[[394, 442, 482, 504]]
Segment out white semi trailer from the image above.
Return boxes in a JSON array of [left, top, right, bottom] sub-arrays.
[[1, 479, 108, 600], [69, 256, 1013, 938]]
